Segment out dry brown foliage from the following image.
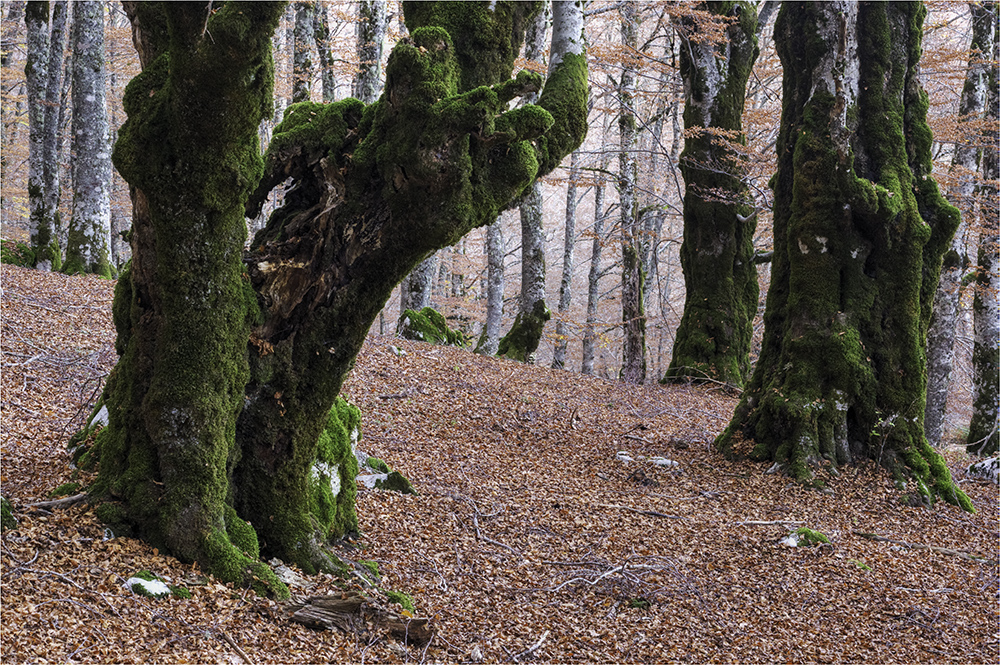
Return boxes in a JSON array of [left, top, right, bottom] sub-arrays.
[[1, 261, 997, 663]]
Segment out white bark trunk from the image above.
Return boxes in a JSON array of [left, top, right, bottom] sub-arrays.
[[926, 1, 995, 447], [64, 0, 110, 275], [353, 0, 388, 105], [552, 150, 579, 370], [293, 1, 314, 103]]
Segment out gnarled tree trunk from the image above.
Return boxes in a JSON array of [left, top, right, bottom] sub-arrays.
[[716, 2, 970, 509], [93, 0, 589, 589]]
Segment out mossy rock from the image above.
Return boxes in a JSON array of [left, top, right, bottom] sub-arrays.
[[397, 307, 468, 346], [793, 527, 830, 546], [1, 496, 17, 532], [375, 471, 418, 495]]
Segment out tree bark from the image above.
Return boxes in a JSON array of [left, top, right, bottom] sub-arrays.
[[498, 1, 551, 364], [618, 0, 645, 384], [552, 150, 579, 369], [63, 0, 111, 277], [581, 163, 607, 376], [26, 1, 58, 269], [476, 217, 505, 356], [95, 1, 289, 595], [969, 9, 999, 457], [39, 0, 66, 263], [353, 0, 388, 105], [313, 5, 338, 103], [232, 0, 586, 573], [663, 1, 760, 387], [926, 2, 995, 448], [293, 1, 314, 103], [716, 2, 971, 509]]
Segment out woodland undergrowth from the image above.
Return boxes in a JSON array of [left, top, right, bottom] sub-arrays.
[[0, 260, 997, 664]]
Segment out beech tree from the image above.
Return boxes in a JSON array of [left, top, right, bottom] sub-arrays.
[[663, 1, 763, 387], [39, 0, 66, 264], [26, 0, 59, 269], [498, 1, 551, 363], [968, 9, 999, 456], [292, 1, 314, 104], [353, 0, 388, 105], [63, 0, 111, 277], [91, 0, 587, 595], [618, 0, 645, 384], [551, 149, 580, 369], [925, 1, 995, 448], [716, 2, 971, 509]]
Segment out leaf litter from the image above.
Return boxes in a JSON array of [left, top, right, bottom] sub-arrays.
[[1, 263, 997, 663]]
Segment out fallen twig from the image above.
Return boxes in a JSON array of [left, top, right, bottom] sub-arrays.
[[511, 630, 549, 662], [218, 630, 255, 665], [853, 531, 993, 562], [736, 520, 804, 526], [596, 503, 684, 520], [26, 493, 88, 510]]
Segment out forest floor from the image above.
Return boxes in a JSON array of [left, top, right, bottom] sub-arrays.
[[0, 262, 997, 664]]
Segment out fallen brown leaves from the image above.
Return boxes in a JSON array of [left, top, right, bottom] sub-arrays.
[[1, 262, 998, 663]]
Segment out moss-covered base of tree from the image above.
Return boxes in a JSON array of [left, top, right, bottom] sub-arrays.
[[397, 307, 468, 346], [716, 391, 973, 512], [61, 254, 113, 279], [497, 299, 550, 362]]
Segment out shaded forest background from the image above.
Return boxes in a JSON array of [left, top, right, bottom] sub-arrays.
[[0, 0, 992, 439]]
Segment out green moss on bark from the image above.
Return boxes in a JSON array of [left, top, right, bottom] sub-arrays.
[[497, 299, 550, 362], [717, 3, 970, 511]]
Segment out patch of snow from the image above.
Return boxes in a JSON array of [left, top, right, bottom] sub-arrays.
[[798, 238, 809, 254], [616, 451, 634, 463], [124, 577, 171, 598], [649, 456, 678, 468], [390, 345, 408, 356]]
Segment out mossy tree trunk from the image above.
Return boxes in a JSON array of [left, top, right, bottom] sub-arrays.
[[716, 2, 972, 510], [234, 0, 587, 573], [663, 1, 760, 387], [95, 2, 288, 595], [618, 0, 645, 384], [40, 0, 66, 264], [63, 0, 111, 277], [968, 12, 999, 457], [26, 0, 60, 270], [498, 2, 551, 364]]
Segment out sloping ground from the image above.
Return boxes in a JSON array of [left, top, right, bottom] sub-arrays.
[[1, 263, 997, 664]]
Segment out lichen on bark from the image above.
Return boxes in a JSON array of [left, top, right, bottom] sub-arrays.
[[716, 2, 971, 511]]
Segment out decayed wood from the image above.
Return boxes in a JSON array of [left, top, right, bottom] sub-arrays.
[[287, 592, 434, 646], [26, 493, 87, 510]]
